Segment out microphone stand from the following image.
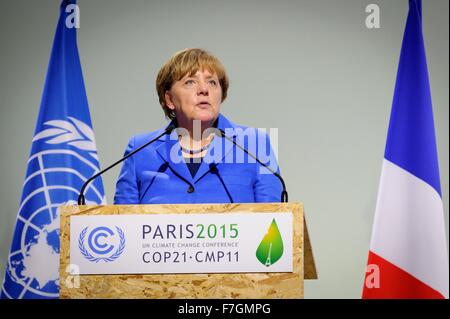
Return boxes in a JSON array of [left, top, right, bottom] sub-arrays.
[[216, 129, 288, 203], [77, 124, 175, 205]]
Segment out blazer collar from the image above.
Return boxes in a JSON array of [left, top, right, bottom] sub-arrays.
[[154, 113, 238, 184]]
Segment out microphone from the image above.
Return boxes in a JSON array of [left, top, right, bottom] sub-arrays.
[[215, 128, 288, 203], [77, 122, 176, 205]]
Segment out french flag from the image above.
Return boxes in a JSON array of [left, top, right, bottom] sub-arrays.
[[363, 0, 449, 299]]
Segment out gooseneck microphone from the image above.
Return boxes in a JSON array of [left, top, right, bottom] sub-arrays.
[[215, 129, 288, 203], [77, 122, 176, 205]]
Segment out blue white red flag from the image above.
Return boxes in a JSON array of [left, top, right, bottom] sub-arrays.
[[363, 0, 448, 299]]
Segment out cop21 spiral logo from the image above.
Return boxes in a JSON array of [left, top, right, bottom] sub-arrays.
[[78, 226, 126, 263]]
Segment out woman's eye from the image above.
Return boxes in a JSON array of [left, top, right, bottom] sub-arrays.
[[209, 80, 217, 86], [185, 80, 195, 85]]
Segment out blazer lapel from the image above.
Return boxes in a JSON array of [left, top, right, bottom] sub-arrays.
[[194, 114, 237, 183], [155, 114, 239, 184], [155, 129, 194, 184]]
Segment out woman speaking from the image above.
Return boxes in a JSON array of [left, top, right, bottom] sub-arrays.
[[114, 48, 283, 204]]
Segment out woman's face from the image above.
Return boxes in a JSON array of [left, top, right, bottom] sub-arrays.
[[165, 69, 222, 127]]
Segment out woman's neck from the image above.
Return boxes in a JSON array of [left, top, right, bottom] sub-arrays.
[[177, 119, 215, 158], [178, 130, 214, 149]]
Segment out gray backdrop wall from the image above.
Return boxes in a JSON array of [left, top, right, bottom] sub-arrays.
[[0, 0, 448, 298]]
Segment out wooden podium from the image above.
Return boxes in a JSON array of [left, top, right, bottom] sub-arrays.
[[60, 202, 316, 299]]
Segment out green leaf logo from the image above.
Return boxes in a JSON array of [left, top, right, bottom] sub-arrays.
[[256, 218, 284, 266]]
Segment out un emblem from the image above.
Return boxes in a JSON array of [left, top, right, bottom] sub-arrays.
[[78, 226, 125, 263], [2, 118, 106, 299]]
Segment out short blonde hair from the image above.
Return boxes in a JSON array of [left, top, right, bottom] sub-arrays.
[[156, 48, 229, 120]]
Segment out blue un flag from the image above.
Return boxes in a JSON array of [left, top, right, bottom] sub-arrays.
[[1, 0, 105, 299]]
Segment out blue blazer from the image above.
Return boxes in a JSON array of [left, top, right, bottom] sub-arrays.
[[114, 114, 282, 204]]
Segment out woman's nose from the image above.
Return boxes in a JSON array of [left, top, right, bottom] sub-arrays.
[[197, 81, 209, 95]]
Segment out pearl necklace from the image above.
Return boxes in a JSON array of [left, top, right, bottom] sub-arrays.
[[180, 137, 214, 155]]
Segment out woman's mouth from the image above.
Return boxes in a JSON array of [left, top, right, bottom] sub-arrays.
[[196, 102, 211, 108]]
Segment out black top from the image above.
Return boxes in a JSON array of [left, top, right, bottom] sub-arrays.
[[184, 157, 203, 178]]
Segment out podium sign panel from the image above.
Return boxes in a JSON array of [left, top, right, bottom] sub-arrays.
[[70, 213, 293, 275], [60, 203, 315, 299]]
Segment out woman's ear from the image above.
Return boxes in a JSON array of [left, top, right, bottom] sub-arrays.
[[165, 91, 175, 110]]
